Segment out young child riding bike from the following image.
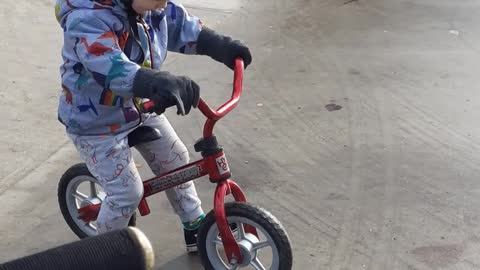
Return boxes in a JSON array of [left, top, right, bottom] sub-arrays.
[[55, 0, 252, 252]]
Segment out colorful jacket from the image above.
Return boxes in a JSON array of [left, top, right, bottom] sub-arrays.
[[55, 0, 203, 135]]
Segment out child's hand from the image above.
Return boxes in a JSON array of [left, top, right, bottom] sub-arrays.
[[132, 68, 200, 116], [223, 40, 252, 70], [197, 28, 252, 70]]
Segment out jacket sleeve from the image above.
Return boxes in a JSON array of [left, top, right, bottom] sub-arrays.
[[165, 1, 203, 54], [65, 11, 140, 98]]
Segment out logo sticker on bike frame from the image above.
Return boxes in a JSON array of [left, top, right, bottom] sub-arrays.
[[216, 154, 230, 175], [149, 166, 202, 192]]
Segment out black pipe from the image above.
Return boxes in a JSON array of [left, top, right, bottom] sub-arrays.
[[0, 227, 154, 270]]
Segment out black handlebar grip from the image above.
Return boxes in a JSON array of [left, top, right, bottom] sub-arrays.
[[0, 227, 154, 270]]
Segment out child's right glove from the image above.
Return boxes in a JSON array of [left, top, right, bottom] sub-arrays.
[[197, 28, 252, 70], [132, 68, 200, 116]]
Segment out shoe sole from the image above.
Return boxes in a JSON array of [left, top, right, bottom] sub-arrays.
[[187, 244, 198, 253]]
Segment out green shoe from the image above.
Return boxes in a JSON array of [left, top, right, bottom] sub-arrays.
[[183, 214, 205, 253]]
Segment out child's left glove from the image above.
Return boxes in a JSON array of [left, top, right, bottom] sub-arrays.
[[132, 68, 200, 116], [197, 28, 252, 70]]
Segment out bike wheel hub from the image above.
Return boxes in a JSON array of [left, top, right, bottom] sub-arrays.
[[79, 197, 102, 208], [235, 233, 259, 267]]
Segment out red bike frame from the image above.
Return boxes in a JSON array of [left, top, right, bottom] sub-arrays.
[[78, 58, 255, 264]]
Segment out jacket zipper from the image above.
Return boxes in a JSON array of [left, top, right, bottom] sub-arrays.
[[132, 16, 156, 129]]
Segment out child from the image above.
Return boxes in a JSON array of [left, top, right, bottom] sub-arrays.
[[55, 0, 252, 252]]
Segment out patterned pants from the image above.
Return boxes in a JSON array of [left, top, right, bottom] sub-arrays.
[[68, 114, 204, 234]]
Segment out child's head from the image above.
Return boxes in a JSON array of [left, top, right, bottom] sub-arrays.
[[129, 0, 168, 13]]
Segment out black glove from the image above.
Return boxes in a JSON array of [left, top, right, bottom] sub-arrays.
[[132, 68, 200, 115], [197, 28, 252, 70]]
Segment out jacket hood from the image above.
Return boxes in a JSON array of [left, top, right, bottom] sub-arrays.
[[55, 0, 128, 27]]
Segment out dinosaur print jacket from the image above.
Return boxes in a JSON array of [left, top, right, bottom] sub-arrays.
[[55, 0, 203, 135]]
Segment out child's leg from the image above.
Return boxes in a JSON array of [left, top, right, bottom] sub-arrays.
[[69, 133, 144, 234], [135, 115, 204, 224]]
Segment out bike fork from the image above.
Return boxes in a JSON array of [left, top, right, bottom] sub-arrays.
[[214, 179, 258, 265]]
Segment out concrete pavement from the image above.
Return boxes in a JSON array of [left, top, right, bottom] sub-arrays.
[[2, 0, 480, 269]]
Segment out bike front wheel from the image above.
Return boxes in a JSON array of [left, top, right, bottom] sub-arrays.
[[197, 202, 293, 270]]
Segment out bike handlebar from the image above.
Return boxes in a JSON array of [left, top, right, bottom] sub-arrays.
[[140, 58, 244, 121], [197, 58, 244, 120]]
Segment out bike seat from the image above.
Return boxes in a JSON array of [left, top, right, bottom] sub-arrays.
[[127, 126, 162, 147]]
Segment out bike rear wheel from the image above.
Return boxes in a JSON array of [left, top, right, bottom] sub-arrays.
[[58, 163, 136, 239]]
